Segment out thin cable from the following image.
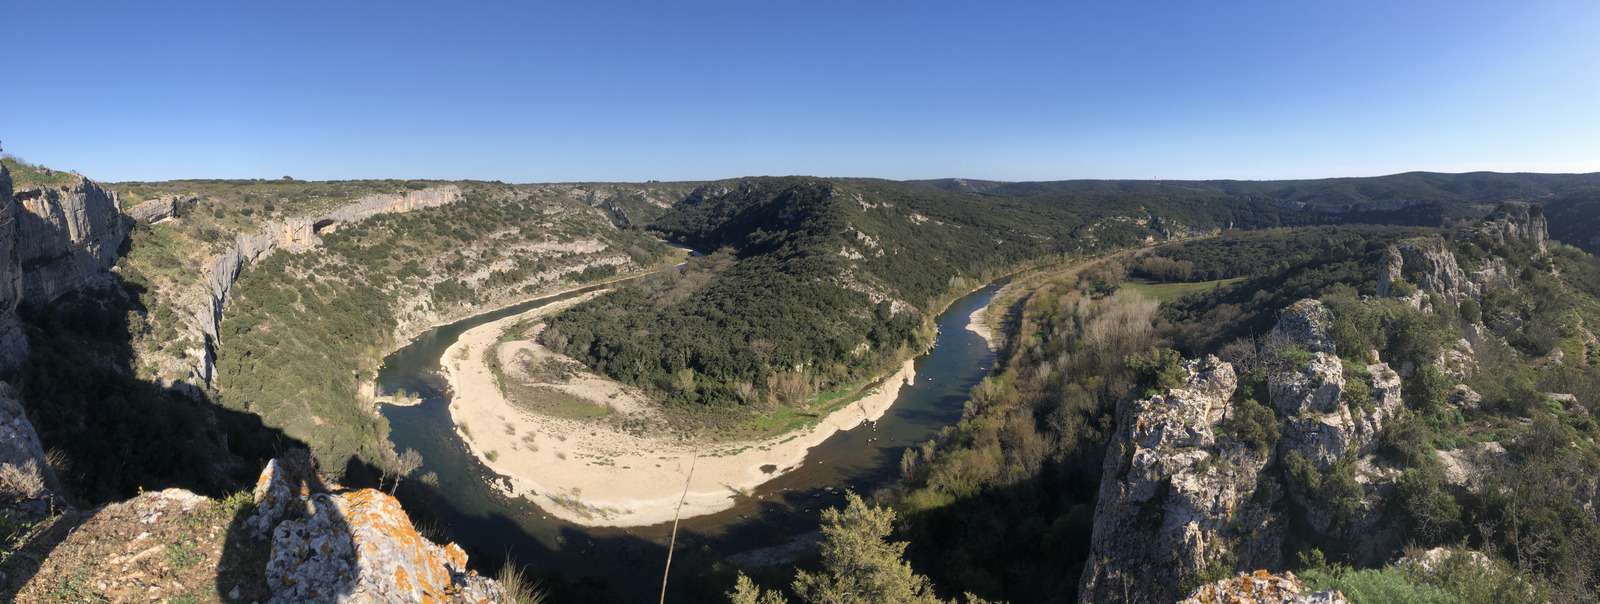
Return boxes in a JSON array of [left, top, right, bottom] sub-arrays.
[[660, 454, 698, 604]]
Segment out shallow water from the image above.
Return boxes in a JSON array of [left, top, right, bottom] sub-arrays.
[[378, 280, 1000, 599]]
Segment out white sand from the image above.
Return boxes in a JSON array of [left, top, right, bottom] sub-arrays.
[[442, 296, 915, 527], [966, 303, 996, 351]]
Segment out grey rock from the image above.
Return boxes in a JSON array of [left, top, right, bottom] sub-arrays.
[[1079, 357, 1281, 603], [0, 165, 27, 371], [14, 176, 130, 305], [0, 381, 58, 493], [248, 456, 506, 603], [127, 195, 188, 223]]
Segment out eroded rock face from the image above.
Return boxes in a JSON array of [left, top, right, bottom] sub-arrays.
[[14, 176, 130, 305], [246, 456, 505, 603], [0, 165, 27, 371], [1376, 237, 1480, 306], [319, 186, 461, 225], [0, 381, 56, 492], [1473, 201, 1547, 253], [1178, 570, 1348, 604], [127, 194, 189, 223], [1078, 357, 1281, 603]]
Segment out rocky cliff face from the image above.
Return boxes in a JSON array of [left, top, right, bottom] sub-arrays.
[[247, 453, 504, 603], [1472, 201, 1547, 253], [1081, 300, 1409, 602], [126, 193, 189, 223], [319, 186, 461, 225], [0, 381, 56, 492], [14, 176, 130, 305], [0, 165, 27, 371], [1078, 356, 1281, 603]]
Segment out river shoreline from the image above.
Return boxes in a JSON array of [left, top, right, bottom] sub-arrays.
[[439, 300, 917, 527]]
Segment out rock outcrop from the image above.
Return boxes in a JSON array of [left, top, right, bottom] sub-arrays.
[[1379, 202, 1549, 311], [0, 381, 56, 492], [14, 175, 130, 305], [319, 186, 461, 226], [1178, 571, 1348, 604], [0, 165, 27, 371], [1078, 356, 1280, 603], [1375, 237, 1480, 306], [1082, 300, 1412, 602], [246, 453, 505, 603], [127, 194, 189, 223], [1472, 201, 1547, 253]]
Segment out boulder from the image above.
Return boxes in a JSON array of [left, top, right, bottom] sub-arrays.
[[246, 456, 505, 603]]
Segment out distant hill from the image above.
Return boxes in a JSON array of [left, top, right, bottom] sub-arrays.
[[911, 171, 1600, 223]]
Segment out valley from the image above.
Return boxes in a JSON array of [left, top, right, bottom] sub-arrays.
[[2, 156, 1600, 603]]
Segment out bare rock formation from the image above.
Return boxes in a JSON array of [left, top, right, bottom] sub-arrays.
[[127, 194, 190, 223], [319, 186, 461, 226], [246, 454, 505, 603], [1178, 571, 1348, 604], [0, 381, 57, 493], [0, 164, 27, 371], [14, 175, 130, 305], [1078, 356, 1281, 603], [1472, 201, 1547, 253]]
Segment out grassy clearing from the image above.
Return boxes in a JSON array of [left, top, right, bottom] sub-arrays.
[[505, 385, 613, 420], [1123, 276, 1244, 302]]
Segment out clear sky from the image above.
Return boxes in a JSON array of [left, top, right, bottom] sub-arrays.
[[3, 1, 1598, 183]]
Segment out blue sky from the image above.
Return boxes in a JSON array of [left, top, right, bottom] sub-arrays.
[[3, 1, 1597, 182]]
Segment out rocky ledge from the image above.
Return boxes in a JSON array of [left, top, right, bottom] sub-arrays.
[[247, 451, 505, 603], [1178, 571, 1347, 604]]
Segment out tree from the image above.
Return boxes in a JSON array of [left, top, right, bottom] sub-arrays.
[[381, 447, 423, 494], [726, 492, 1000, 604]]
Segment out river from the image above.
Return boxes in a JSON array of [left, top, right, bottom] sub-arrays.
[[376, 278, 1001, 601]]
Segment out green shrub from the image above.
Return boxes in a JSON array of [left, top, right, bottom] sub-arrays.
[[1300, 567, 1459, 604], [1228, 397, 1280, 455], [1127, 347, 1187, 394]]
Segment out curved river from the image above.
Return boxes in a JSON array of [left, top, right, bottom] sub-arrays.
[[377, 279, 1001, 601]]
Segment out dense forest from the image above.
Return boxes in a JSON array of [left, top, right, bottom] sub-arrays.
[[541, 176, 1394, 418]]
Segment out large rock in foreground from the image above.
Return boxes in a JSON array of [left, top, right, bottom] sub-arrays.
[[1178, 570, 1348, 604], [247, 453, 505, 603], [1078, 356, 1280, 603]]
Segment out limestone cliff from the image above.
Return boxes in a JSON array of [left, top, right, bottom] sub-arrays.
[[0, 165, 27, 371], [0, 381, 56, 493], [14, 175, 130, 305], [318, 185, 461, 226], [1471, 200, 1547, 253], [1077, 356, 1280, 603], [1080, 300, 1409, 602]]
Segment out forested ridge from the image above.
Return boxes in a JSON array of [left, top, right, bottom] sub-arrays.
[[877, 207, 1600, 603]]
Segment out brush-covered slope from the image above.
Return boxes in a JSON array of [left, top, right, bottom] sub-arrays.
[[541, 176, 1301, 415]]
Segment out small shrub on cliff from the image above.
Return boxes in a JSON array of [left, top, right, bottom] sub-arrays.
[[1227, 397, 1280, 455], [1126, 347, 1186, 396]]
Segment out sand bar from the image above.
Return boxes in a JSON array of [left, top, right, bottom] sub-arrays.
[[441, 295, 915, 527]]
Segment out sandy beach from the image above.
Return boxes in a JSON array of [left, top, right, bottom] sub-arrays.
[[967, 303, 996, 351], [441, 296, 916, 527]]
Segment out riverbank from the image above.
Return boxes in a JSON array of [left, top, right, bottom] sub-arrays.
[[440, 301, 917, 527]]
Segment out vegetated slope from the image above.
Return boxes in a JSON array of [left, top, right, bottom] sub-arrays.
[[914, 171, 1600, 224], [540, 176, 1290, 421], [210, 182, 684, 476], [1545, 189, 1600, 255], [894, 205, 1600, 603]]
